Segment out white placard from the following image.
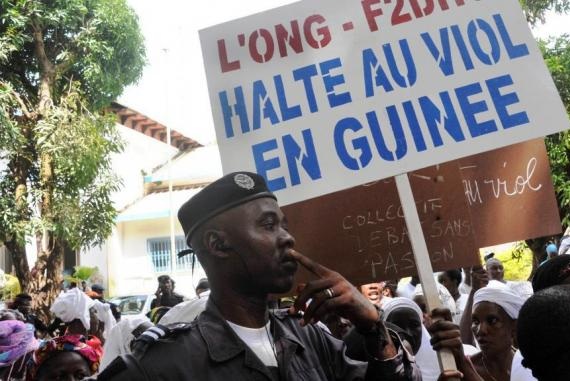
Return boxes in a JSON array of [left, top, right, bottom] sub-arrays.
[[200, 0, 570, 206]]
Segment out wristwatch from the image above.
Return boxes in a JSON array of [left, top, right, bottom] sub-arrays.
[[356, 305, 390, 352]]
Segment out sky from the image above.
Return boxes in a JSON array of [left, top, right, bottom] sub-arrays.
[[119, 1, 569, 145], [119, 0, 296, 144]]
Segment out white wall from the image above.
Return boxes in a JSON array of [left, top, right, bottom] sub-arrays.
[[110, 217, 206, 298], [79, 244, 108, 288], [80, 124, 179, 292], [111, 125, 177, 210]]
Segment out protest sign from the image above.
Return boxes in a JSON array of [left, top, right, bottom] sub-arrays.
[[201, 0, 569, 374], [283, 139, 560, 283], [460, 139, 561, 247], [200, 0, 570, 206]]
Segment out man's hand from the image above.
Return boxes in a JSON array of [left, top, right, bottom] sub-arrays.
[[429, 309, 465, 361], [289, 250, 378, 332], [429, 308, 484, 381], [470, 266, 488, 292]]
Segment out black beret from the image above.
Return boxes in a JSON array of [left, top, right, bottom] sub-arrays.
[[178, 172, 276, 245]]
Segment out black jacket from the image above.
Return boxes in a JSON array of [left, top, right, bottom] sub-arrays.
[[97, 300, 421, 380]]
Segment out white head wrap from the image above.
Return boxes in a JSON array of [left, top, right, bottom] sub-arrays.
[[413, 283, 457, 316], [99, 316, 150, 371], [50, 288, 95, 330], [473, 281, 525, 319], [382, 297, 423, 322], [92, 300, 117, 339], [382, 297, 440, 381]]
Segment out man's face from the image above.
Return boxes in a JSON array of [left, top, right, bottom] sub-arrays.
[[486, 259, 504, 282], [218, 198, 297, 295], [359, 283, 384, 305], [438, 273, 458, 296], [159, 279, 173, 293], [17, 299, 32, 315]]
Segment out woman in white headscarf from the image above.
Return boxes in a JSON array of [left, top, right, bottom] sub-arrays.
[[91, 300, 117, 341], [469, 281, 525, 381], [50, 288, 115, 346], [50, 288, 96, 336], [382, 297, 442, 381]]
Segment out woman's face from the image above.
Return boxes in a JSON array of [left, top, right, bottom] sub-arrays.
[[387, 307, 423, 354], [472, 301, 515, 355], [37, 351, 91, 381]]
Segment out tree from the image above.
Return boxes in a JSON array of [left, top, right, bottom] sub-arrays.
[[0, 0, 145, 320], [520, 0, 570, 25], [523, 35, 570, 273]]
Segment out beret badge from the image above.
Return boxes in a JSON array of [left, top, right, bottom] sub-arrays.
[[234, 173, 255, 190]]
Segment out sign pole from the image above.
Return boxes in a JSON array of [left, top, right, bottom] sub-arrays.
[[395, 173, 459, 378]]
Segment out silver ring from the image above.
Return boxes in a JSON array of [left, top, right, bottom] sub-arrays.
[[325, 288, 335, 299]]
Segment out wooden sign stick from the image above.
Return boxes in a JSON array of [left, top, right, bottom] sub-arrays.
[[395, 173, 459, 379]]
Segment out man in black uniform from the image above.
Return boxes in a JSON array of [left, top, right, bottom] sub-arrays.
[[98, 172, 420, 380]]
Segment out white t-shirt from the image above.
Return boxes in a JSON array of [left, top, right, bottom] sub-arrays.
[[227, 320, 278, 367], [511, 350, 537, 381], [453, 294, 469, 324]]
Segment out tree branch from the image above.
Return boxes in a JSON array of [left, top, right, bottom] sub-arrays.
[[0, 81, 36, 120], [31, 21, 55, 114]]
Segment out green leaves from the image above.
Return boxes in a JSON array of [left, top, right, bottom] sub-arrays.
[[520, 0, 570, 25], [0, 0, 144, 257], [540, 35, 570, 227]]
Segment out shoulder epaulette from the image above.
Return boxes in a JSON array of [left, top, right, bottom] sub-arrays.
[[131, 322, 194, 358]]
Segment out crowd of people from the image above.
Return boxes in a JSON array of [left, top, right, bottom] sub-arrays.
[[0, 171, 569, 380]]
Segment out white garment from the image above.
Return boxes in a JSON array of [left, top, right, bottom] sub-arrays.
[[397, 282, 416, 299], [511, 350, 537, 381], [226, 320, 278, 367], [412, 283, 456, 316], [99, 316, 150, 371], [159, 296, 208, 325], [506, 281, 533, 301], [50, 288, 95, 330], [415, 325, 440, 381], [92, 300, 117, 340], [453, 294, 469, 324]]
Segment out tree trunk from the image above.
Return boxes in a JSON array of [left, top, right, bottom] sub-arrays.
[[28, 239, 65, 324], [4, 240, 30, 290]]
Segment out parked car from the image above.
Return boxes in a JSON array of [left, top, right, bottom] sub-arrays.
[[108, 294, 155, 320]]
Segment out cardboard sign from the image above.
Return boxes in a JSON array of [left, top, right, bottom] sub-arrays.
[[200, 0, 570, 206], [459, 139, 561, 247], [283, 139, 561, 283]]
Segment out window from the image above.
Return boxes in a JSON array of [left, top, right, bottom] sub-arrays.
[[147, 236, 201, 272]]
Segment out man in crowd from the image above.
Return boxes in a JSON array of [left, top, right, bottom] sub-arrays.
[[150, 275, 184, 309], [89, 284, 121, 322], [518, 284, 570, 380], [10, 293, 48, 336], [485, 257, 506, 283], [98, 172, 420, 380], [195, 278, 210, 298], [438, 269, 469, 323]]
